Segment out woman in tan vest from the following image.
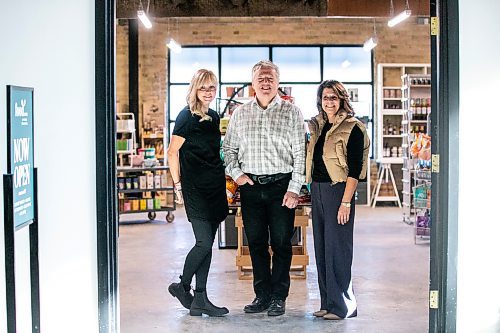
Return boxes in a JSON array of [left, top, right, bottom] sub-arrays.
[[306, 80, 370, 320]]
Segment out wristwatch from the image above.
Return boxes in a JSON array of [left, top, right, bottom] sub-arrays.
[[341, 202, 351, 208]]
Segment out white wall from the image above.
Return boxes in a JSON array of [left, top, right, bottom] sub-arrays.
[[458, 0, 500, 332], [0, 1, 98, 332]]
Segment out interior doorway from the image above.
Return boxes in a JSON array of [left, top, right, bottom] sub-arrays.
[[95, 1, 458, 332]]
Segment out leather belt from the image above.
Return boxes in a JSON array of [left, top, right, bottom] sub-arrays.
[[247, 173, 291, 185]]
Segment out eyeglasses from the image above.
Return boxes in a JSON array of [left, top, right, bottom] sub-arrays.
[[198, 86, 217, 93], [322, 95, 340, 102]]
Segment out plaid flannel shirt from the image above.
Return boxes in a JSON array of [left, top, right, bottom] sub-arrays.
[[222, 95, 306, 194]]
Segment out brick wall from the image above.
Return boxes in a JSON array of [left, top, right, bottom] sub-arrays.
[[116, 16, 430, 113]]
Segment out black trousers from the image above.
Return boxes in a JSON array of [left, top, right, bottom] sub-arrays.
[[181, 218, 219, 291], [239, 177, 295, 300], [311, 181, 357, 318]]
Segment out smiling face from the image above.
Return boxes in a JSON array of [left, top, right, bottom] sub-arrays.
[[321, 87, 341, 120], [252, 66, 279, 108], [196, 81, 217, 109]]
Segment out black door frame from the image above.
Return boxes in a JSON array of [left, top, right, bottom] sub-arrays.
[[429, 0, 459, 331], [94, 1, 459, 332], [95, 1, 119, 332]]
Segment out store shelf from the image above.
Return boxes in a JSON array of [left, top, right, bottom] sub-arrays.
[[120, 208, 174, 214], [118, 187, 173, 193], [117, 150, 134, 154], [142, 134, 163, 139], [379, 157, 403, 164], [117, 166, 170, 172], [117, 166, 175, 223], [382, 109, 404, 115]]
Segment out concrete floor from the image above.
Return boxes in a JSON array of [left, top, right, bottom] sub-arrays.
[[119, 206, 429, 333]]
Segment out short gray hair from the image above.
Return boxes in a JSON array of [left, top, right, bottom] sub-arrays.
[[252, 60, 280, 81]]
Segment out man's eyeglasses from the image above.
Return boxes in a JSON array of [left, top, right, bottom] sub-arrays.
[[199, 86, 217, 93]]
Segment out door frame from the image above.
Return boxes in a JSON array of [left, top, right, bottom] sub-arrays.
[[429, 0, 459, 331], [94, 1, 459, 332], [95, 1, 119, 332]]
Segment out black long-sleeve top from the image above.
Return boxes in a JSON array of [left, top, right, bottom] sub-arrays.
[[312, 123, 364, 182]]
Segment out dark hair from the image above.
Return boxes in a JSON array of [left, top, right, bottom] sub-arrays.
[[316, 80, 354, 120]]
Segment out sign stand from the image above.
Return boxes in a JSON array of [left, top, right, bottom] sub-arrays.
[[3, 169, 40, 333], [4, 85, 40, 332]]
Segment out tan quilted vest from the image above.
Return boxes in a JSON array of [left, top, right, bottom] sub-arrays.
[[306, 112, 370, 184]]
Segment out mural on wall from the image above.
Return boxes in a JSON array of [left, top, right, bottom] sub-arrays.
[[117, 0, 327, 17]]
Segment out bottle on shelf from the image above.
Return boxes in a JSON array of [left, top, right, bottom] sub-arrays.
[[399, 124, 403, 135]]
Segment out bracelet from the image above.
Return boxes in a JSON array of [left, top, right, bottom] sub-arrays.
[[341, 202, 351, 208], [174, 181, 181, 185]]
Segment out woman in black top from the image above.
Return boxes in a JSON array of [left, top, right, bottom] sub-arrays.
[[167, 69, 229, 317], [306, 80, 370, 320]]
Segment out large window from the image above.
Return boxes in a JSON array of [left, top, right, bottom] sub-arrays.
[[168, 45, 374, 152]]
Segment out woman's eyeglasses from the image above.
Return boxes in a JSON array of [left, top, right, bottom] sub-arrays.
[[199, 86, 217, 93], [322, 95, 339, 102]]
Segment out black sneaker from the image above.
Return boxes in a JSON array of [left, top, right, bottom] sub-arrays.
[[267, 299, 285, 316], [243, 297, 271, 313]]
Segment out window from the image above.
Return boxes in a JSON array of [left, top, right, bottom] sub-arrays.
[[221, 47, 269, 83], [168, 45, 374, 156], [323, 47, 371, 83], [272, 47, 321, 83], [169, 47, 218, 83]]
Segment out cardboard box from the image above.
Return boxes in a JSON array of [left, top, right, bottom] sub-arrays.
[[146, 173, 154, 189]]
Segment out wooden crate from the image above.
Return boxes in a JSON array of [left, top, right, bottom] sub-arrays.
[[235, 212, 309, 280]]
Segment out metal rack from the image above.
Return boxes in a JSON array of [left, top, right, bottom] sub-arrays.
[[117, 165, 175, 223], [401, 73, 431, 223], [413, 169, 431, 243]]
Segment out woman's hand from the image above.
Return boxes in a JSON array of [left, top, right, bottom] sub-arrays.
[[337, 204, 350, 225], [174, 182, 184, 205]]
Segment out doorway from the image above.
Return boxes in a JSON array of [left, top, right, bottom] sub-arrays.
[[94, 1, 459, 332]]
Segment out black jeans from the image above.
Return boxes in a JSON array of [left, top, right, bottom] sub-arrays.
[[239, 177, 295, 300], [181, 218, 219, 291]]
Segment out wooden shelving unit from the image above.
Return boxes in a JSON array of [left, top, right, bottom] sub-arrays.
[[372, 63, 430, 207], [234, 208, 309, 280]]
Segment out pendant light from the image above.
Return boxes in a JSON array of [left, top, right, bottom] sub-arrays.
[[388, 0, 412, 28]]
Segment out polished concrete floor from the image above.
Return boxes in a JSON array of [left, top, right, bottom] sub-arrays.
[[119, 206, 429, 333]]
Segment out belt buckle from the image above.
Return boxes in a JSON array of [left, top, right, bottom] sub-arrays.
[[257, 175, 268, 185]]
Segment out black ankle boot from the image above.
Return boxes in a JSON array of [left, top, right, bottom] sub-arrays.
[[189, 290, 229, 317], [168, 277, 193, 309]]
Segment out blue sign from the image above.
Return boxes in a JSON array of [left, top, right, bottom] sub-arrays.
[[7, 86, 35, 228]]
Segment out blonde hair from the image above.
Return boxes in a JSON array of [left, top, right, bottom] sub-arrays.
[[186, 69, 218, 122]]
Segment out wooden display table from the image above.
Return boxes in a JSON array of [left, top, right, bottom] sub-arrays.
[[234, 209, 309, 280]]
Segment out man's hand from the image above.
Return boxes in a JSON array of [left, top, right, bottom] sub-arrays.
[[282, 191, 299, 209], [174, 182, 184, 205], [235, 174, 254, 186]]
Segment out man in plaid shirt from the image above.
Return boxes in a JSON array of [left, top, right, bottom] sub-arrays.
[[223, 60, 306, 316]]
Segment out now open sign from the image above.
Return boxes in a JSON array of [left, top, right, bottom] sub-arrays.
[[7, 85, 35, 228]]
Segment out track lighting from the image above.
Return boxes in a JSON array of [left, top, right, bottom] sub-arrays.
[[137, 0, 152, 29], [167, 38, 182, 54], [363, 21, 378, 52], [388, 0, 411, 28]]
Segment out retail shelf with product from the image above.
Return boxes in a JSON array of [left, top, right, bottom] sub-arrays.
[[372, 63, 430, 207], [117, 113, 137, 167], [401, 73, 431, 222], [117, 166, 175, 223], [141, 130, 166, 161], [413, 169, 431, 243]]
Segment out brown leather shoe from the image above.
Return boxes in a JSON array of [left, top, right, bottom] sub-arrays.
[[313, 309, 328, 317], [323, 313, 343, 320]]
